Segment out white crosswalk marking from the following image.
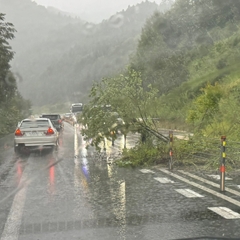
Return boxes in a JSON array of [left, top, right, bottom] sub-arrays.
[[208, 207, 240, 219], [175, 189, 204, 198], [154, 177, 175, 183]]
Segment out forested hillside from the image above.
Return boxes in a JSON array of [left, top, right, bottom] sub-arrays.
[[0, 0, 170, 106], [81, 0, 240, 167], [131, 0, 240, 94], [0, 13, 31, 137]]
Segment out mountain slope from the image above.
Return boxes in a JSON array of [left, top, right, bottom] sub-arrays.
[[129, 0, 240, 131], [0, 0, 171, 106], [130, 0, 240, 96]]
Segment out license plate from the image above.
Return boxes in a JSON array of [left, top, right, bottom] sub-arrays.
[[25, 132, 43, 136]]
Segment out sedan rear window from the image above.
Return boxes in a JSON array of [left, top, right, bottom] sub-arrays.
[[20, 120, 50, 128]]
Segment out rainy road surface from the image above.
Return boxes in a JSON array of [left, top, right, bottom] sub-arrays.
[[1, 123, 240, 240]]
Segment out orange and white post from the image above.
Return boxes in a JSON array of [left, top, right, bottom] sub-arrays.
[[220, 136, 226, 192]]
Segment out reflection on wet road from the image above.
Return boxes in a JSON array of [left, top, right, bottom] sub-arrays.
[[1, 123, 240, 239]]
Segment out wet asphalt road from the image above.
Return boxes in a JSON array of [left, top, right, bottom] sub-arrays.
[[1, 123, 240, 239]]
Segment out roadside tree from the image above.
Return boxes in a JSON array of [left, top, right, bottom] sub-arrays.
[[80, 68, 168, 153]]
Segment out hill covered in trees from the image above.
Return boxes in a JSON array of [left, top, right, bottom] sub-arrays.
[[0, 0, 172, 106], [0, 13, 31, 136], [81, 0, 240, 167]]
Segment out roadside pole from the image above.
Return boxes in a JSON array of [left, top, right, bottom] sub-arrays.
[[103, 138, 106, 151], [220, 136, 226, 192], [110, 131, 115, 146], [124, 134, 127, 149], [169, 131, 173, 170]]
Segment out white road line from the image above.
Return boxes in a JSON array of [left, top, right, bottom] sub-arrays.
[[208, 207, 240, 219], [208, 175, 232, 180], [154, 177, 175, 184], [178, 170, 240, 197], [1, 167, 29, 240], [139, 169, 155, 174], [175, 189, 204, 198], [74, 125, 79, 158], [159, 168, 240, 207]]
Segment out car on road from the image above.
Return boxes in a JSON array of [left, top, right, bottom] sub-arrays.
[[70, 103, 83, 125], [64, 112, 73, 121], [14, 118, 59, 153], [63, 112, 74, 124], [72, 114, 77, 125], [70, 103, 83, 114], [40, 113, 64, 132]]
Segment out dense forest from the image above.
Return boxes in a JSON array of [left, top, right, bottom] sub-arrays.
[[0, 0, 172, 107], [0, 13, 31, 137], [81, 0, 240, 168]]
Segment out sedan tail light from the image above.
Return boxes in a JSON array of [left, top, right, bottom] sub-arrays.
[[45, 127, 54, 135], [58, 119, 62, 124], [15, 128, 24, 136]]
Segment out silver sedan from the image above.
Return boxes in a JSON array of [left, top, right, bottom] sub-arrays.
[[14, 118, 59, 153]]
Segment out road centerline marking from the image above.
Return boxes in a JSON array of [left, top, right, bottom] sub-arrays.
[[178, 170, 240, 197], [74, 125, 79, 159], [159, 168, 240, 207]]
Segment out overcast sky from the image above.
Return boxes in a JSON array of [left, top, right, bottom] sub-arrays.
[[32, 0, 163, 23]]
